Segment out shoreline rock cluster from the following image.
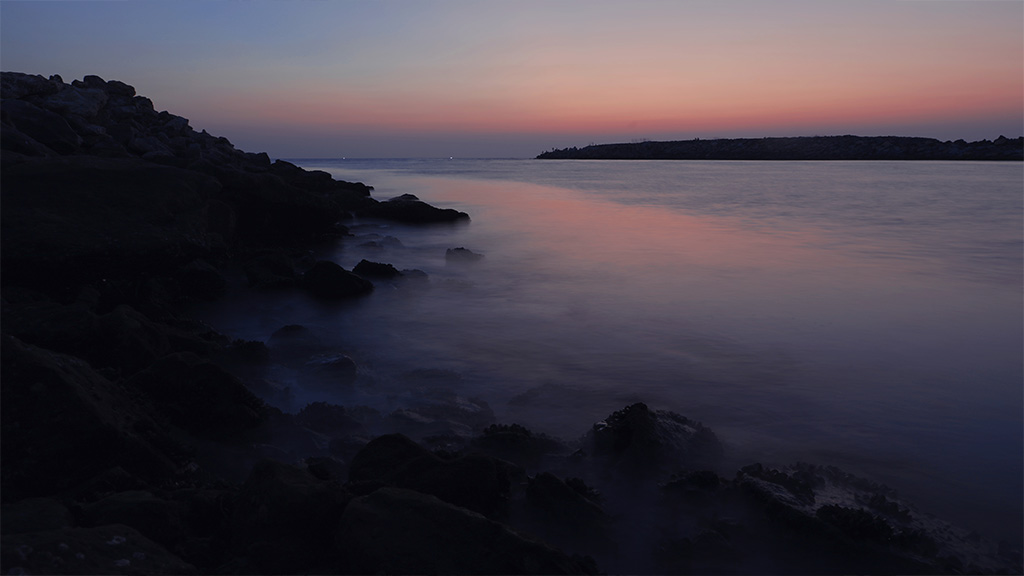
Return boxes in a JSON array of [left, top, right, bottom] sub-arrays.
[[2, 73, 1020, 574], [537, 135, 1024, 161]]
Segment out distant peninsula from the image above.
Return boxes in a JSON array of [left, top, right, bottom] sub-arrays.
[[537, 135, 1023, 161]]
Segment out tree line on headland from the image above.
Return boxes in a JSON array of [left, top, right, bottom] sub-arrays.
[[537, 135, 1024, 160]]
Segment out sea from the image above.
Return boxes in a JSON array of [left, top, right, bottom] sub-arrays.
[[195, 158, 1023, 544]]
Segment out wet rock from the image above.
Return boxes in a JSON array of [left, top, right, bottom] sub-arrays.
[[446, 246, 484, 262], [302, 260, 373, 300], [583, 402, 723, 474], [126, 352, 266, 440], [0, 523, 197, 575], [266, 324, 322, 357], [228, 460, 350, 574], [336, 487, 598, 574], [348, 433, 517, 519], [360, 193, 470, 224], [352, 258, 402, 279]]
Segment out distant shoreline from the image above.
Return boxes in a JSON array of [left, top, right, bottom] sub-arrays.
[[537, 135, 1023, 161]]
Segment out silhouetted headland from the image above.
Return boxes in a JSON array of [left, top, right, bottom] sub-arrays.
[[537, 135, 1024, 160], [1, 72, 1020, 575]]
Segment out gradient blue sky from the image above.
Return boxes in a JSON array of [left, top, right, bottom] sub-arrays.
[[2, 0, 1022, 158]]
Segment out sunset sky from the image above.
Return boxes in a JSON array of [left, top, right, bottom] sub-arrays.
[[2, 0, 1021, 158]]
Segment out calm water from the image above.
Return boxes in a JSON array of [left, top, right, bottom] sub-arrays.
[[202, 159, 1023, 542]]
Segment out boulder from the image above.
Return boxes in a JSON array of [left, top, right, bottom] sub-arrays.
[[348, 433, 516, 519], [0, 498, 75, 535], [446, 246, 484, 262], [524, 472, 612, 554], [242, 249, 297, 289], [0, 335, 182, 499], [81, 491, 185, 550], [295, 402, 371, 438], [0, 156, 221, 300], [302, 260, 373, 300], [228, 460, 350, 574], [583, 403, 723, 474], [2, 98, 82, 154], [1, 71, 63, 99], [352, 258, 402, 279], [41, 85, 109, 118], [472, 423, 568, 468], [360, 193, 470, 224], [336, 487, 598, 574], [126, 352, 266, 440]]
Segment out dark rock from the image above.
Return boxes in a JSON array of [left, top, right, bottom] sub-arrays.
[[126, 352, 266, 440], [473, 423, 569, 467], [266, 324, 322, 356], [228, 460, 350, 574], [446, 246, 484, 262], [0, 335, 182, 499], [2, 98, 82, 154], [1, 71, 63, 99], [302, 260, 373, 300], [352, 258, 402, 279], [242, 249, 297, 289], [583, 402, 723, 474], [336, 487, 599, 574], [81, 491, 185, 550], [295, 402, 371, 437], [1, 498, 74, 535], [524, 472, 612, 552], [815, 504, 894, 544], [41, 85, 109, 118], [348, 433, 517, 519], [0, 523, 197, 575], [738, 463, 816, 506], [304, 352, 358, 382], [360, 193, 470, 223], [0, 156, 221, 300]]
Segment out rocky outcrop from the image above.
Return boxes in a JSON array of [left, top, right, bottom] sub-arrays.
[[538, 135, 1024, 161], [582, 402, 724, 474], [360, 193, 470, 223]]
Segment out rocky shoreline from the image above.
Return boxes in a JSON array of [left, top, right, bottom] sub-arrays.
[[537, 135, 1024, 161], [2, 73, 1021, 575]]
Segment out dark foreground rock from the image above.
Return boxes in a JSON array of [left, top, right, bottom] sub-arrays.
[[337, 487, 598, 575], [1, 524, 198, 575]]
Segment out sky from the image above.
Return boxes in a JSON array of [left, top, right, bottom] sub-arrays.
[[1, 0, 1022, 158]]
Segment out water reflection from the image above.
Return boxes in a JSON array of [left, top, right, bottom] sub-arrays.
[[198, 161, 1022, 542]]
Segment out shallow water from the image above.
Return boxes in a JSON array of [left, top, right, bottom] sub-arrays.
[[196, 159, 1023, 543]]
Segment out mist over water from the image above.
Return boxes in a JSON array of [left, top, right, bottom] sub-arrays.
[[193, 159, 1022, 543]]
